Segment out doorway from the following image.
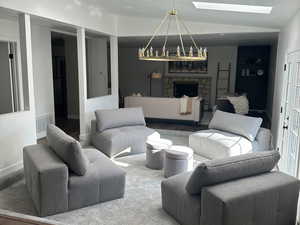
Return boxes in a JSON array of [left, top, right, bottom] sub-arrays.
[[51, 32, 79, 139], [279, 50, 300, 177]]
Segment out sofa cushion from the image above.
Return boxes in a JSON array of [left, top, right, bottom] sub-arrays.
[[95, 107, 146, 132], [92, 126, 159, 157], [185, 151, 280, 195], [227, 95, 249, 115], [47, 125, 89, 176], [209, 110, 262, 141], [200, 172, 300, 225], [189, 129, 254, 159], [68, 148, 126, 210]]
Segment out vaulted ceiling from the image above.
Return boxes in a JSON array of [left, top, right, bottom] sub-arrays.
[[92, 0, 300, 28]]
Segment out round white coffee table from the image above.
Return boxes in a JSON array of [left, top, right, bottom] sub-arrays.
[[146, 138, 172, 170], [164, 145, 194, 178]]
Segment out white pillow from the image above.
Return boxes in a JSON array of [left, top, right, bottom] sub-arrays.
[[209, 110, 263, 141], [227, 95, 249, 114]]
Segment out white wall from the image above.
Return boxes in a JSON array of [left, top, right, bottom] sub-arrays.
[[119, 45, 237, 107], [31, 24, 54, 137], [272, 10, 300, 148], [0, 15, 37, 177]]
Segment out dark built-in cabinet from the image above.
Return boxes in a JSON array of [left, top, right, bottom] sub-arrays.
[[235, 46, 270, 110]]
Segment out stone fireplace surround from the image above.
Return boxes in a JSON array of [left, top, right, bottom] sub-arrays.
[[163, 76, 212, 109]]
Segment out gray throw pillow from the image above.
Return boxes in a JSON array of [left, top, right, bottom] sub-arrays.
[[95, 107, 146, 132], [186, 151, 280, 195], [209, 110, 263, 141], [47, 125, 89, 176]]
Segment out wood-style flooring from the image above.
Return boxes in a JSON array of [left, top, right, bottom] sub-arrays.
[[0, 214, 53, 225]]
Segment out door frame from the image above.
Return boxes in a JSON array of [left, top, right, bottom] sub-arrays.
[[278, 49, 300, 176], [278, 54, 289, 156]]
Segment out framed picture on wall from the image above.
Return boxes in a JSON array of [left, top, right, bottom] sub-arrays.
[[168, 57, 208, 74]]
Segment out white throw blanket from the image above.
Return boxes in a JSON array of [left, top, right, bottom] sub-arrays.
[[180, 96, 197, 115]]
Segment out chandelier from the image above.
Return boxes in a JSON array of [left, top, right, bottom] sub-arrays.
[[138, 6, 207, 62]]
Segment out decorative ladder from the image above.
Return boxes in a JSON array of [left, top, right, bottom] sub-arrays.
[[216, 63, 231, 101]]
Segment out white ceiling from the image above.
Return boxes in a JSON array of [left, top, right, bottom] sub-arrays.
[[93, 0, 300, 28], [118, 32, 279, 47]]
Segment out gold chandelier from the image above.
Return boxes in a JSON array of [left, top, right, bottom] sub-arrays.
[[138, 6, 207, 62]]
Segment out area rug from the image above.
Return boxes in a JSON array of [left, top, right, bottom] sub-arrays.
[[0, 131, 207, 225]]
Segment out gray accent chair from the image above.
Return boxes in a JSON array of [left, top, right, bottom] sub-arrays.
[[161, 151, 300, 225], [189, 110, 272, 159], [91, 107, 160, 158], [23, 125, 126, 217]]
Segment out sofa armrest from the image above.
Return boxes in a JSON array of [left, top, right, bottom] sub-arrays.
[[255, 127, 272, 150], [200, 172, 300, 225], [91, 119, 98, 134], [23, 144, 69, 216]]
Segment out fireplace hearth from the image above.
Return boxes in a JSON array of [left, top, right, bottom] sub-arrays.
[[173, 82, 198, 98]]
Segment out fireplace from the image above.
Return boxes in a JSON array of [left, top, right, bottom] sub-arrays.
[[173, 81, 198, 98], [164, 77, 211, 110]]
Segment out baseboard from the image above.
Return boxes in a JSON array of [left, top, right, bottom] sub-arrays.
[[0, 162, 23, 190], [0, 161, 23, 178], [0, 209, 65, 225]]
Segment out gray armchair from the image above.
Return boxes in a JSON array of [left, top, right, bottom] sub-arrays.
[[91, 107, 160, 158], [23, 125, 126, 217], [161, 151, 300, 225]]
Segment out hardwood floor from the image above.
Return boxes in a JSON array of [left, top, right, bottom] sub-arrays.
[[0, 215, 52, 225]]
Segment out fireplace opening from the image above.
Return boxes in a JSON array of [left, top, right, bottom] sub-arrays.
[[173, 82, 198, 98]]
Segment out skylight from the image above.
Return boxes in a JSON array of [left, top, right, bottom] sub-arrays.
[[192, 1, 272, 14]]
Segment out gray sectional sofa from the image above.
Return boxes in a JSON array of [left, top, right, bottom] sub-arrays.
[[91, 107, 160, 158], [23, 125, 126, 217], [161, 151, 300, 225]]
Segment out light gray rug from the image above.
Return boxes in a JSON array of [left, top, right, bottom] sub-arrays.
[[0, 131, 207, 225]]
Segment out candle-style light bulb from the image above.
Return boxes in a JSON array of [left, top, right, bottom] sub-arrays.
[[177, 46, 181, 57], [155, 50, 159, 57], [146, 50, 150, 57], [142, 48, 145, 57], [150, 47, 153, 57], [166, 50, 169, 57], [162, 46, 166, 57], [139, 48, 143, 58], [189, 46, 193, 57], [203, 48, 207, 59], [198, 48, 202, 57]]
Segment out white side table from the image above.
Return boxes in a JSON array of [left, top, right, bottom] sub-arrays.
[[164, 145, 194, 178], [146, 138, 172, 170]]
